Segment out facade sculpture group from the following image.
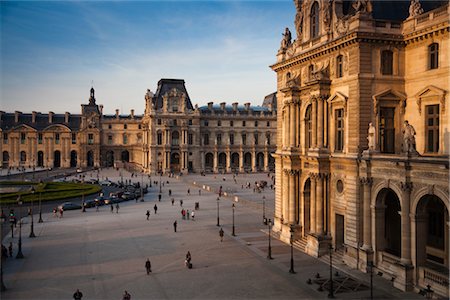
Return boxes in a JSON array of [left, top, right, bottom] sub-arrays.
[[272, 0, 448, 297]]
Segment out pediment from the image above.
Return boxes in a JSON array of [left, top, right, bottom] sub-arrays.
[[372, 89, 406, 101], [43, 124, 72, 132], [13, 124, 37, 132], [415, 85, 446, 99], [327, 92, 348, 104]]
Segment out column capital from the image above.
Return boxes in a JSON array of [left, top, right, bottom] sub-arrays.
[[359, 177, 373, 186], [400, 181, 413, 193]]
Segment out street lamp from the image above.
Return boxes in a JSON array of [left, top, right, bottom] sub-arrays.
[[38, 182, 43, 223], [267, 219, 273, 259], [81, 193, 86, 212], [140, 172, 144, 202], [16, 197, 24, 259], [29, 187, 36, 238], [216, 197, 220, 227], [159, 171, 162, 193], [425, 285, 434, 299], [289, 224, 295, 273], [262, 196, 267, 225], [367, 261, 373, 300], [232, 203, 236, 236], [328, 244, 334, 298]]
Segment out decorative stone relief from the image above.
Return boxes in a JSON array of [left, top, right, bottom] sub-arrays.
[[408, 0, 424, 19]]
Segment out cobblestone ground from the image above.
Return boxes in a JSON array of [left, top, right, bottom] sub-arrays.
[[1, 169, 421, 299]]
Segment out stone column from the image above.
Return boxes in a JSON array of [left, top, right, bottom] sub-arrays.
[[317, 97, 324, 148], [213, 151, 218, 173], [282, 170, 289, 224], [290, 101, 295, 148], [28, 137, 32, 165], [284, 101, 290, 148], [312, 98, 317, 148], [400, 182, 413, 265], [361, 177, 373, 250], [289, 171, 296, 224], [239, 150, 244, 172], [226, 151, 231, 172], [316, 174, 324, 235], [252, 151, 256, 172], [264, 150, 269, 172], [310, 173, 317, 234]]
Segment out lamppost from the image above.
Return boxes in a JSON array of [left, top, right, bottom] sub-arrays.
[[1, 254, 6, 291], [425, 284, 434, 299], [328, 244, 334, 298], [38, 182, 43, 223], [367, 261, 373, 300], [262, 196, 267, 225], [267, 219, 273, 259], [289, 224, 295, 273], [29, 187, 36, 238], [16, 197, 24, 259], [159, 171, 162, 194], [140, 172, 144, 202], [232, 203, 236, 236], [81, 193, 86, 212], [216, 197, 220, 226]]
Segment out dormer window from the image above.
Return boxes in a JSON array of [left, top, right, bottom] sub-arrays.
[[310, 2, 320, 39]]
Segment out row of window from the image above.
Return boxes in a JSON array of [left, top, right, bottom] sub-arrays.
[[105, 124, 142, 130], [155, 132, 272, 146], [204, 120, 270, 127], [3, 133, 78, 145], [107, 134, 142, 145]]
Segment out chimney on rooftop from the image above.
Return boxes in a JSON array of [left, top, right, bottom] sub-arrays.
[[244, 103, 250, 111], [32, 111, 37, 123], [65, 112, 70, 123], [232, 103, 238, 111], [115, 109, 119, 119], [14, 111, 21, 123], [207, 102, 213, 110], [131, 109, 135, 119], [48, 112, 54, 123], [220, 102, 226, 111], [99, 105, 103, 115]]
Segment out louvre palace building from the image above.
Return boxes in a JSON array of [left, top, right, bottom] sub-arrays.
[[0, 79, 277, 174], [271, 0, 449, 297]]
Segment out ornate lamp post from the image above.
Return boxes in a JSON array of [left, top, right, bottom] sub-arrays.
[[289, 224, 295, 273], [367, 261, 374, 300], [267, 219, 273, 259], [216, 197, 220, 227], [262, 196, 267, 225], [16, 197, 24, 259], [81, 193, 86, 212], [328, 244, 334, 298], [29, 187, 36, 238], [232, 203, 236, 236], [425, 285, 434, 299], [38, 182, 43, 223]]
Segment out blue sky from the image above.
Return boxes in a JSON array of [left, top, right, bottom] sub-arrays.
[[1, 1, 294, 114]]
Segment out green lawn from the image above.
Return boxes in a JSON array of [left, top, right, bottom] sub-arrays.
[[0, 181, 102, 204]]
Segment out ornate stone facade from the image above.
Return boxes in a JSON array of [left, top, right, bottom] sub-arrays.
[[0, 79, 277, 174], [272, 0, 448, 297]]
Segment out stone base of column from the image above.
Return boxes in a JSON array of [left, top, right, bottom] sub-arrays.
[[278, 223, 302, 243], [392, 262, 414, 292], [358, 246, 374, 272], [305, 234, 331, 257]]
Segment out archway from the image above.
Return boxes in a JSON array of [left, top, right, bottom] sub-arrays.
[[121, 150, 129, 162], [205, 153, 214, 171], [375, 188, 401, 257], [106, 151, 114, 167], [244, 152, 251, 171], [231, 153, 239, 171], [87, 151, 94, 167], [218, 153, 226, 170], [170, 152, 180, 172], [37, 151, 44, 167], [70, 150, 77, 168], [2, 151, 9, 168], [256, 152, 264, 171], [303, 178, 311, 235], [54, 150, 61, 168]]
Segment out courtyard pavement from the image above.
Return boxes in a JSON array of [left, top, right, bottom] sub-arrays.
[[1, 169, 422, 299]]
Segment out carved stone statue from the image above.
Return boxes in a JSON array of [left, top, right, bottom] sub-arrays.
[[352, 0, 372, 14], [367, 122, 376, 150], [280, 27, 292, 51], [409, 0, 424, 18], [402, 120, 417, 153], [323, 0, 332, 32], [294, 0, 303, 40]]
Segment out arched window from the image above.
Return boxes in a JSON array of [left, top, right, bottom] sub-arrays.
[[381, 50, 393, 75], [20, 151, 26, 162], [429, 43, 439, 69], [310, 2, 320, 39]]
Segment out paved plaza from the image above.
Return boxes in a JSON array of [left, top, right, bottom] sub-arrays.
[[1, 169, 422, 299]]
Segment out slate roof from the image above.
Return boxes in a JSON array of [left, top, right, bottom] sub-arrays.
[[0, 113, 82, 131], [262, 92, 277, 109], [153, 79, 194, 111]]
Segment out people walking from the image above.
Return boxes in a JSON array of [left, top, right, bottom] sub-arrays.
[[145, 258, 152, 274], [181, 209, 185, 219], [169, 189, 172, 196], [219, 227, 224, 242], [186, 209, 190, 220], [191, 211, 195, 221], [180, 199, 183, 207], [115, 203, 119, 213], [73, 289, 83, 300], [154, 204, 158, 214], [185, 251, 192, 268], [187, 189, 190, 195], [173, 220, 177, 232], [110, 204, 114, 213], [146, 210, 150, 220], [122, 290, 131, 300], [158, 194, 161, 202], [171, 198, 174, 206], [8, 241, 13, 257]]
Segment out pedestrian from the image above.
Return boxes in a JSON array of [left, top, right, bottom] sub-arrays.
[[219, 227, 224, 242], [116, 203, 119, 213], [191, 211, 195, 221], [186, 209, 190, 220], [122, 290, 131, 300], [198, 189, 201, 196], [146, 210, 150, 220], [110, 204, 114, 213], [8, 242, 13, 257], [187, 189, 190, 195], [158, 194, 161, 202], [53, 207, 57, 217], [173, 220, 177, 232], [73, 289, 83, 300], [169, 189, 172, 196], [95, 202, 99, 212], [1, 244, 7, 259], [171, 198, 174, 206], [180, 199, 183, 207], [145, 258, 152, 274], [153, 204, 158, 214], [59, 208, 64, 218], [185, 251, 192, 268]]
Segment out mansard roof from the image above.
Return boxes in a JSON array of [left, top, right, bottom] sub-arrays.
[[153, 79, 194, 111], [262, 92, 277, 108], [0, 113, 82, 131], [198, 104, 274, 116]]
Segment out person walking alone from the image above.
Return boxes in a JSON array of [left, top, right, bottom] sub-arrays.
[[73, 289, 83, 300], [145, 258, 152, 274], [173, 220, 177, 232], [154, 204, 158, 214], [122, 290, 131, 300], [219, 227, 224, 242], [146, 210, 150, 220], [8, 241, 13, 257], [110, 204, 114, 213], [191, 210, 195, 221], [115, 203, 119, 213]]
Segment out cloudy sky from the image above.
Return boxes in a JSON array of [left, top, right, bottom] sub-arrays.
[[1, 1, 294, 114]]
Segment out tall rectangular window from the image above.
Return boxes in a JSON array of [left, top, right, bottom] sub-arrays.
[[216, 133, 222, 145], [426, 105, 439, 153], [157, 132, 162, 145], [379, 107, 395, 153], [242, 134, 247, 145], [157, 119, 162, 125], [203, 134, 209, 145], [230, 133, 234, 145], [20, 132, 26, 144], [230, 120, 234, 127], [254, 121, 258, 127], [429, 43, 439, 70], [123, 134, 127, 145], [204, 120, 209, 126], [55, 133, 60, 144], [124, 124, 127, 130], [38, 133, 42, 144], [71, 133, 77, 144], [188, 133, 193, 145], [88, 133, 94, 145], [381, 50, 393, 75], [3, 133, 8, 144], [108, 135, 113, 145], [218, 120, 221, 126], [335, 109, 344, 151], [254, 133, 259, 145], [108, 124, 112, 129], [336, 55, 343, 78], [266, 121, 270, 127], [242, 121, 246, 127]]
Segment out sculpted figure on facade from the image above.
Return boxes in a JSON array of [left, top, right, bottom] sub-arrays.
[[280, 27, 292, 51], [408, 0, 424, 18], [352, 0, 372, 14], [294, 0, 304, 41], [367, 122, 376, 151], [402, 120, 417, 154], [323, 0, 332, 32]]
